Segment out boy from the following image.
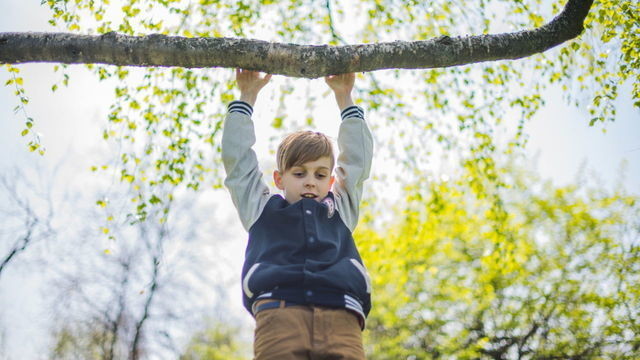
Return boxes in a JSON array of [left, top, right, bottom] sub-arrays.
[[221, 69, 373, 359]]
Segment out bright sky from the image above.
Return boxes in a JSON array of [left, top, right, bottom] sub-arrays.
[[1, 1, 639, 358]]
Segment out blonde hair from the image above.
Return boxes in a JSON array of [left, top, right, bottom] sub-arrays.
[[276, 131, 334, 172]]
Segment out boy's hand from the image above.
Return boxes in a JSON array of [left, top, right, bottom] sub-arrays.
[[325, 73, 355, 95], [236, 68, 272, 107], [325, 73, 355, 111]]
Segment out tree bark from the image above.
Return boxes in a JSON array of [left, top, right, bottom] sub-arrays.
[[0, 0, 593, 78]]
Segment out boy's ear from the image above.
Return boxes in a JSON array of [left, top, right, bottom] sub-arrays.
[[330, 175, 335, 187], [274, 170, 284, 190]]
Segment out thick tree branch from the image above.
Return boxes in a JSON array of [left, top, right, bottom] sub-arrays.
[[0, 0, 593, 78]]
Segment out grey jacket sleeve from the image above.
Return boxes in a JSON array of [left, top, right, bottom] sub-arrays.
[[332, 106, 374, 232], [221, 101, 271, 231]]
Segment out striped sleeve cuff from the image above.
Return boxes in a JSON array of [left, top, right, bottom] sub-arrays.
[[340, 105, 364, 121], [228, 100, 253, 117]]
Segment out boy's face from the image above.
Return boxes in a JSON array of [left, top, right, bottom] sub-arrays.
[[273, 156, 335, 204]]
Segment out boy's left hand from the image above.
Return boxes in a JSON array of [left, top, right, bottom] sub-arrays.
[[325, 73, 355, 111], [324, 73, 355, 96]]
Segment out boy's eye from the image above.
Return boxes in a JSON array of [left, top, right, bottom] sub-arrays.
[[294, 172, 304, 177]]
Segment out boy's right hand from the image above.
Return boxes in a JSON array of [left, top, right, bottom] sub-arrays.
[[236, 69, 272, 107]]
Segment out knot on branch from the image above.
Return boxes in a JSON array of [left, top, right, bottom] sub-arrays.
[[101, 31, 119, 40], [435, 35, 453, 45]]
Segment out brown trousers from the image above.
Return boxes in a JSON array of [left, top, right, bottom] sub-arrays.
[[253, 300, 366, 360]]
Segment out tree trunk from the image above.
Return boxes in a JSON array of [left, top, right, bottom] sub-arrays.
[[0, 0, 593, 78]]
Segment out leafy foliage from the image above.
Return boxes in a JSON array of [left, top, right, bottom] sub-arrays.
[[1, 0, 633, 231], [3, 64, 44, 154], [180, 323, 249, 360], [357, 163, 640, 358]]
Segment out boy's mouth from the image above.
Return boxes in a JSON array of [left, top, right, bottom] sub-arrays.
[[301, 193, 317, 199]]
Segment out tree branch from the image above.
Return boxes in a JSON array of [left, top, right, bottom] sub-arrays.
[[0, 218, 36, 277], [129, 255, 159, 360], [0, 0, 593, 78]]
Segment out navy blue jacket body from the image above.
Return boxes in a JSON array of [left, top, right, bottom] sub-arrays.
[[242, 193, 371, 321]]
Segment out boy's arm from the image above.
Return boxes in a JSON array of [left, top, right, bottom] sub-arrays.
[[221, 70, 272, 231], [326, 74, 374, 232], [222, 102, 271, 231]]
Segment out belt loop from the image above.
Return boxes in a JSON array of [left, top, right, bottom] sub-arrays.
[[279, 300, 286, 308]]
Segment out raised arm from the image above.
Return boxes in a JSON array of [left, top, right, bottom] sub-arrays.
[[325, 73, 374, 232], [221, 69, 273, 231]]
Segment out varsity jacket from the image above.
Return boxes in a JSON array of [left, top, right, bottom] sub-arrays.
[[221, 100, 374, 328]]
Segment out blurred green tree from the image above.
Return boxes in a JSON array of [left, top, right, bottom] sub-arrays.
[[357, 162, 639, 359], [180, 323, 249, 360]]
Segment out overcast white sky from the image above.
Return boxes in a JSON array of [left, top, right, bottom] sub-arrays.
[[1, 1, 639, 358]]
